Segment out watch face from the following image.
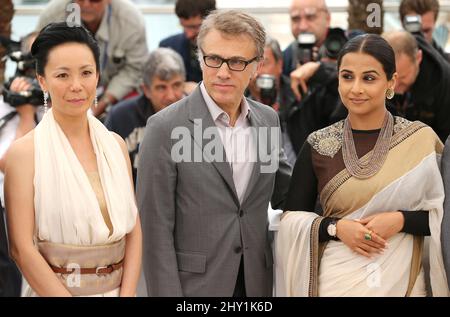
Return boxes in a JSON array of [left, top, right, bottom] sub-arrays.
[[327, 224, 336, 237]]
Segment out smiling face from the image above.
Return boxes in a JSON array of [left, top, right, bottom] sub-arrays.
[[200, 28, 261, 111], [338, 52, 397, 118], [37, 42, 99, 117]]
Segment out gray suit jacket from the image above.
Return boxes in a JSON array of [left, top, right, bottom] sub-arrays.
[[441, 136, 450, 289], [136, 86, 291, 296]]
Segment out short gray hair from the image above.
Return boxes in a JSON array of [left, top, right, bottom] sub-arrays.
[[142, 48, 186, 87], [196, 10, 266, 59], [265, 36, 282, 62]]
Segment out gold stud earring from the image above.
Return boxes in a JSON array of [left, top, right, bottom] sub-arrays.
[[386, 88, 394, 100]]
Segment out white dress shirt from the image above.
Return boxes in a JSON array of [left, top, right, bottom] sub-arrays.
[[200, 83, 256, 203]]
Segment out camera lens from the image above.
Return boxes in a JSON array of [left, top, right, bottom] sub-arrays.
[[323, 28, 348, 60]]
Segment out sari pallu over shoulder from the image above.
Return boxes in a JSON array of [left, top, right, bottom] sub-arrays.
[[276, 119, 450, 297]]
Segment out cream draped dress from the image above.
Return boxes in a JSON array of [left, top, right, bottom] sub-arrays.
[[22, 109, 137, 297]]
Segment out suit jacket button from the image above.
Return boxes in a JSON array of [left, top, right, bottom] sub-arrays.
[[234, 246, 242, 253], [239, 210, 244, 217]]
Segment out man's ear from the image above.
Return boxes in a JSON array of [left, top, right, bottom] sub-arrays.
[[142, 83, 151, 100], [251, 60, 263, 80], [325, 10, 331, 26], [389, 72, 398, 91], [416, 49, 423, 66], [277, 59, 283, 76]]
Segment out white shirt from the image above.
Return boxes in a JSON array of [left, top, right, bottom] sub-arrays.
[[0, 96, 19, 206], [200, 83, 256, 204]]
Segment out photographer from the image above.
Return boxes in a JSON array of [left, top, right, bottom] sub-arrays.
[[0, 31, 39, 297], [0, 86, 31, 298], [400, 0, 450, 62], [0, 84, 36, 173], [283, 0, 347, 76], [279, 0, 348, 154], [383, 30, 450, 142], [0, 32, 38, 188], [37, 0, 148, 117], [246, 37, 297, 166]]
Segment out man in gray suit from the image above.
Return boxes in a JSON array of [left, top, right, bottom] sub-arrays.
[[137, 10, 291, 297]]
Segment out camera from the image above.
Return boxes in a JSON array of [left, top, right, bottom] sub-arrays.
[[297, 28, 347, 65], [297, 32, 316, 65], [403, 15, 422, 34], [322, 28, 348, 60], [0, 35, 42, 107], [256, 74, 277, 107], [2, 79, 43, 108]]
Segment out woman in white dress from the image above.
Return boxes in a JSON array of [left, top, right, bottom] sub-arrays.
[[4, 22, 142, 297]]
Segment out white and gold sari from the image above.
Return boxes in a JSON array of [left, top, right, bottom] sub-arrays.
[[276, 119, 449, 297]]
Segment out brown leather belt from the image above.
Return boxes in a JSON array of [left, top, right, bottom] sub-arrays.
[[49, 259, 124, 275]]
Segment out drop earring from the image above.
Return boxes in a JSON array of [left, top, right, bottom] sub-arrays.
[[43, 91, 49, 113], [94, 94, 98, 108]]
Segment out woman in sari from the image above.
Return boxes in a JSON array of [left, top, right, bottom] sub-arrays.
[[276, 34, 449, 297], [4, 23, 142, 296]]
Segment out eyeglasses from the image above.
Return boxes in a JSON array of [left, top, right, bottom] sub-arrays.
[[201, 52, 260, 72]]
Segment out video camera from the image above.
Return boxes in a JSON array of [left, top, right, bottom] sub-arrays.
[[256, 74, 277, 107], [0, 35, 42, 107], [297, 28, 348, 65]]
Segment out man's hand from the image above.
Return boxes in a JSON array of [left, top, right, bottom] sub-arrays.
[[9, 77, 32, 93], [336, 219, 387, 258], [9, 77, 36, 124], [92, 93, 117, 117], [290, 61, 321, 101], [358, 212, 405, 241]]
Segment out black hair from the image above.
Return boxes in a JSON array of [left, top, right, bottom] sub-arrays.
[[31, 22, 100, 76], [337, 34, 396, 80], [175, 0, 216, 19]]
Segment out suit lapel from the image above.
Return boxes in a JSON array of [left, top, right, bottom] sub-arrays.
[[241, 101, 264, 205], [187, 87, 239, 205]]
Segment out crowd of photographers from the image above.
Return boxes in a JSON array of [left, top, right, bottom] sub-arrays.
[[1, 0, 450, 296]]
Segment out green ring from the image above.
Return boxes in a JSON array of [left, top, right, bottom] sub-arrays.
[[364, 233, 372, 241]]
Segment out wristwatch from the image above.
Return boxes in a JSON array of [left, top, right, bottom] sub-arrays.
[[327, 218, 339, 239]]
